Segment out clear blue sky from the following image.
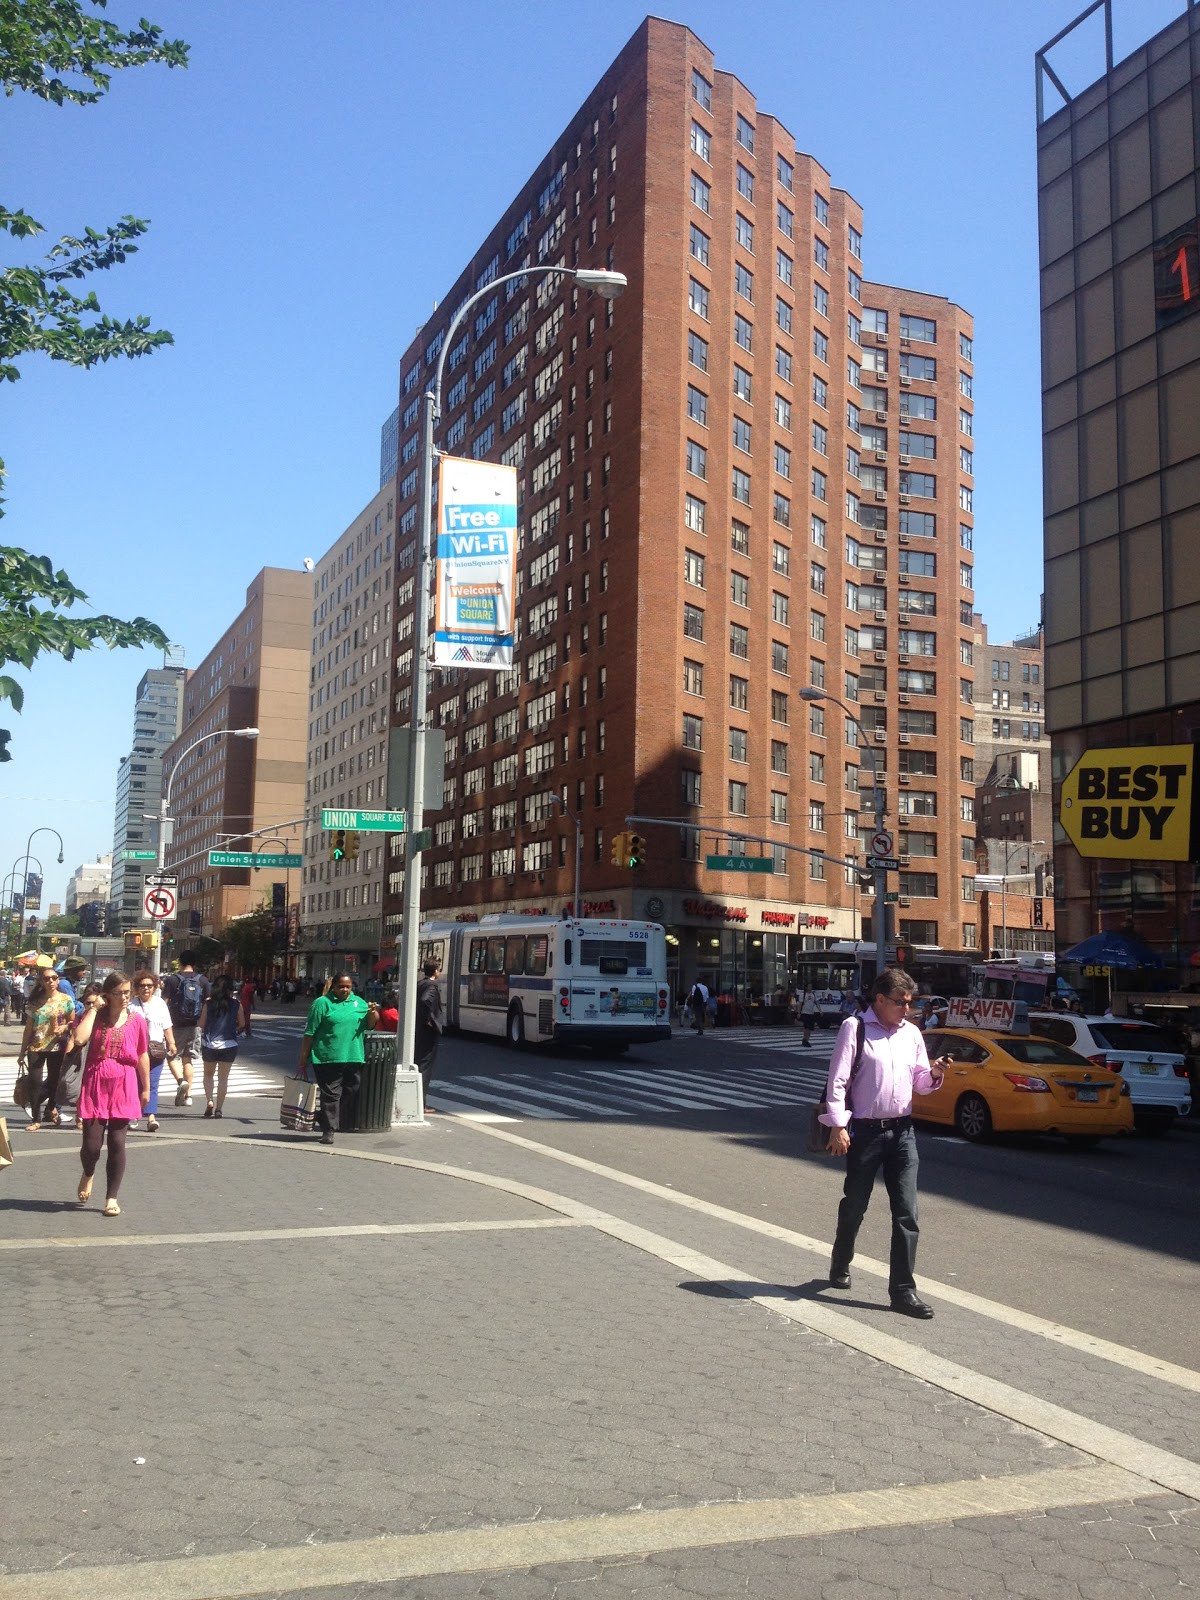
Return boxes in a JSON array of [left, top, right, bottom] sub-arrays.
[[1, 0, 1184, 909]]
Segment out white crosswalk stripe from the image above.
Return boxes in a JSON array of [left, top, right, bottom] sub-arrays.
[[0, 1057, 284, 1112], [428, 1044, 838, 1123]]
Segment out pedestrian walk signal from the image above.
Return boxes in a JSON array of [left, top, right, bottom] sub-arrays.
[[346, 831, 360, 861], [628, 832, 647, 869], [610, 829, 631, 868], [331, 830, 346, 862]]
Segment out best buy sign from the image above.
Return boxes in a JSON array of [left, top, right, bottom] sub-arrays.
[[1060, 744, 1197, 860]]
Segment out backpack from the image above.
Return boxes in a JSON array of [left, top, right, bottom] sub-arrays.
[[176, 972, 205, 1023]]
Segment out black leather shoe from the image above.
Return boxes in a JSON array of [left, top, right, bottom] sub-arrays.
[[320, 1132, 335, 1146], [890, 1290, 933, 1319], [828, 1268, 851, 1290]]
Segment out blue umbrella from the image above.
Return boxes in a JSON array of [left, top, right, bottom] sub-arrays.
[[1061, 931, 1163, 969]]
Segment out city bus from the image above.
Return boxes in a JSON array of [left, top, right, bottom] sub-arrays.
[[418, 914, 671, 1050], [792, 943, 975, 1020]]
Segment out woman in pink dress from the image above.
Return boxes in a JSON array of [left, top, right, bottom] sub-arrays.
[[71, 971, 150, 1216]]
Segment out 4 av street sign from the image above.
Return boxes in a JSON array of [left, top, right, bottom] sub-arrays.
[[706, 854, 775, 873], [208, 851, 303, 869], [321, 807, 407, 833]]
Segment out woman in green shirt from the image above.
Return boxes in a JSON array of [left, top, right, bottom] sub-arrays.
[[299, 975, 379, 1145]]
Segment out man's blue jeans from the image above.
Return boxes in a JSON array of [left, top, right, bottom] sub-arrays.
[[830, 1119, 920, 1296]]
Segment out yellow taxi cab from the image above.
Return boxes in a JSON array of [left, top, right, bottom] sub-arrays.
[[917, 1026, 1134, 1145]]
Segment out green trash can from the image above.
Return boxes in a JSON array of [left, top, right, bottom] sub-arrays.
[[339, 1032, 398, 1132]]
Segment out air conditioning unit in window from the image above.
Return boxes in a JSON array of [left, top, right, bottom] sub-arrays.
[[899, 574, 910, 585], [874, 450, 887, 463], [900, 376, 912, 386], [898, 533, 910, 544], [874, 650, 887, 662], [872, 609, 885, 622], [899, 774, 911, 785], [899, 895, 912, 906], [899, 495, 912, 506], [899, 454, 912, 465], [874, 529, 887, 543], [874, 410, 887, 422], [899, 693, 911, 705], [899, 733, 911, 744], [899, 855, 911, 867], [900, 338, 912, 348], [876, 333, 888, 342], [873, 729, 886, 743], [898, 652, 910, 663], [874, 491, 887, 502], [873, 690, 886, 703]]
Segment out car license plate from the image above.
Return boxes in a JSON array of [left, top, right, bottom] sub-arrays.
[[1138, 1063, 1160, 1075], [1076, 1088, 1099, 1102]]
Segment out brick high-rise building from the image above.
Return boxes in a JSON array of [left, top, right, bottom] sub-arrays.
[[165, 569, 310, 953], [384, 19, 978, 995]]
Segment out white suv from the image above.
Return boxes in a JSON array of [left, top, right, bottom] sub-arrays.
[[1027, 1014, 1191, 1132]]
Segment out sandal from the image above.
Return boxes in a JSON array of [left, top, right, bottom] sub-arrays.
[[103, 1198, 121, 1218], [203, 1103, 214, 1119], [213, 1107, 223, 1119], [77, 1174, 93, 1204]]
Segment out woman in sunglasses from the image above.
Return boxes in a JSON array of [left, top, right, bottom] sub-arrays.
[[130, 971, 177, 1134], [17, 963, 74, 1128]]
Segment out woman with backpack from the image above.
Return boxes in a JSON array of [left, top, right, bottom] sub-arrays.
[[161, 954, 211, 1108], [199, 974, 246, 1119]]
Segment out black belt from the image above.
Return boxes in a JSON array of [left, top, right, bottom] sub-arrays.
[[853, 1114, 912, 1130]]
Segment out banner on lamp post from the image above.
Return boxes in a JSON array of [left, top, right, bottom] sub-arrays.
[[433, 457, 517, 671]]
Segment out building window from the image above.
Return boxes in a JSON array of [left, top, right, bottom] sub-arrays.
[[691, 171, 711, 213], [682, 769, 702, 807], [686, 439, 707, 478], [731, 518, 750, 554], [736, 163, 754, 201], [683, 657, 704, 696], [683, 603, 704, 641], [776, 345, 792, 382], [683, 714, 703, 751], [733, 416, 752, 453], [729, 674, 749, 710], [777, 153, 793, 190], [729, 780, 748, 815], [729, 727, 748, 762], [730, 571, 749, 608], [734, 314, 753, 352], [736, 112, 755, 152], [689, 224, 710, 266], [684, 548, 705, 587], [771, 640, 789, 675], [690, 120, 711, 162], [732, 467, 751, 504], [810, 751, 826, 783], [688, 277, 709, 319], [772, 688, 790, 723], [736, 212, 754, 251], [691, 68, 712, 110], [685, 493, 706, 533], [776, 296, 793, 334], [686, 384, 708, 426], [735, 262, 753, 302], [733, 364, 752, 401], [900, 315, 936, 343], [730, 623, 749, 659], [771, 591, 789, 626]]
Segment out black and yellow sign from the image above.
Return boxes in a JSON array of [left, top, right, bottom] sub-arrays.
[[1060, 744, 1196, 861]]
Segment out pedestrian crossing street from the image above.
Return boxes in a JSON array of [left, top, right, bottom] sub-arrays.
[[428, 1031, 840, 1123]]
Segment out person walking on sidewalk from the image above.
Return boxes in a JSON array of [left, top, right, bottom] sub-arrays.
[[72, 972, 150, 1216], [299, 975, 379, 1145], [130, 973, 176, 1133], [17, 962, 75, 1128], [688, 979, 709, 1034], [199, 974, 245, 1119], [415, 960, 444, 1107], [797, 986, 820, 1046], [818, 966, 949, 1319], [162, 953, 209, 1108]]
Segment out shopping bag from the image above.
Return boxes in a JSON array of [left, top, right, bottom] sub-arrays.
[[0, 1116, 12, 1170], [280, 1072, 318, 1132]]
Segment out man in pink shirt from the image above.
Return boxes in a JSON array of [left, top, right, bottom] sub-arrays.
[[820, 966, 949, 1318]]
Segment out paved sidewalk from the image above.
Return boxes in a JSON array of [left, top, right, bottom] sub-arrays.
[[0, 1087, 1197, 1598]]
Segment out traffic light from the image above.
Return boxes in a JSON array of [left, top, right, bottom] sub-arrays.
[[331, 830, 346, 862], [346, 831, 360, 861], [628, 832, 647, 869], [894, 941, 915, 969], [610, 829, 630, 867], [125, 931, 144, 950]]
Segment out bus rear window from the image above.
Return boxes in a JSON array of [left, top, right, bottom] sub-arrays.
[[579, 939, 650, 975]]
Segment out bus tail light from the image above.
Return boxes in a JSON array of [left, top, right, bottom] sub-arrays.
[[658, 988, 668, 1012], [559, 986, 570, 1012]]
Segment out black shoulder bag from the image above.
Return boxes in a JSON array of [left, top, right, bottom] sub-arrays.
[[806, 1016, 866, 1155]]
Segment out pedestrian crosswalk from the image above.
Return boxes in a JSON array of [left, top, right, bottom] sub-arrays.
[[428, 1040, 838, 1123]]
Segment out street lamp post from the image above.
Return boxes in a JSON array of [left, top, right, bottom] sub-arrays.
[[999, 838, 1046, 960], [395, 263, 627, 1124], [16, 827, 64, 949], [153, 726, 259, 976], [549, 790, 582, 919], [254, 835, 294, 980], [4, 855, 42, 952], [799, 688, 889, 982]]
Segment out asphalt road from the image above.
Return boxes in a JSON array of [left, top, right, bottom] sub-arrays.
[[70, 1006, 1200, 1370]]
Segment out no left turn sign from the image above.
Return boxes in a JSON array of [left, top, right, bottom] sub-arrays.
[[870, 830, 894, 859], [144, 884, 177, 921]]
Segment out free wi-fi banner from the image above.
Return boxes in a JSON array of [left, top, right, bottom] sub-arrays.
[[433, 457, 517, 670]]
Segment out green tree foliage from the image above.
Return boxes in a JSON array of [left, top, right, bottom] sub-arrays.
[[220, 907, 279, 977], [0, 2, 188, 756]]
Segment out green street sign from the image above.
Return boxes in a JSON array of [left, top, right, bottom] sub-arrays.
[[122, 849, 157, 861], [706, 854, 775, 873], [885, 892, 900, 903], [321, 807, 407, 833], [409, 828, 433, 853], [208, 850, 303, 869]]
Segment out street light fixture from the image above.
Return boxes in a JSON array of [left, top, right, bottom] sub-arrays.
[[396, 263, 627, 1123], [799, 687, 889, 980], [152, 726, 259, 975], [16, 827, 65, 948], [999, 838, 1046, 961]]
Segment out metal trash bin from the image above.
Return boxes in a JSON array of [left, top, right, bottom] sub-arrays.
[[339, 1031, 398, 1132]]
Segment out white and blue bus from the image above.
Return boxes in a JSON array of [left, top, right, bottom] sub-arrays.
[[419, 914, 671, 1050]]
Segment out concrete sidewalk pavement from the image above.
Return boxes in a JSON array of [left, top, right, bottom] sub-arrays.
[[0, 1090, 1197, 1599]]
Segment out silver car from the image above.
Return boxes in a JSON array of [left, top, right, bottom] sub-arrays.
[[1027, 1013, 1191, 1132]]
